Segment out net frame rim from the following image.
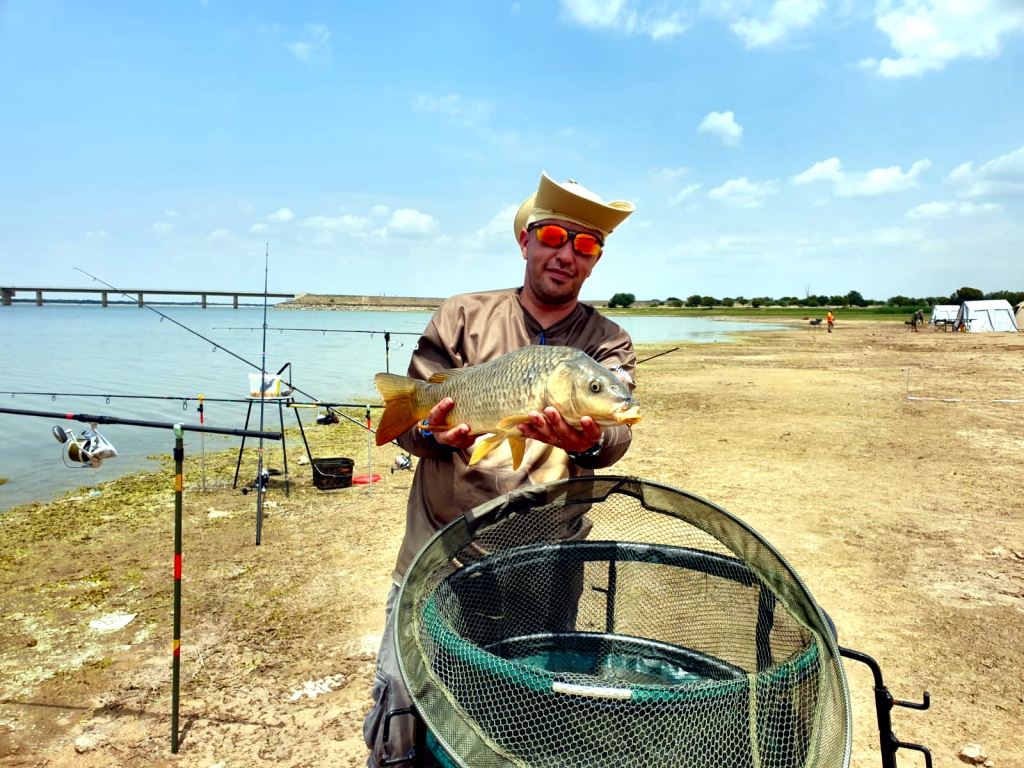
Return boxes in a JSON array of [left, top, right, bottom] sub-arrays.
[[395, 475, 852, 768]]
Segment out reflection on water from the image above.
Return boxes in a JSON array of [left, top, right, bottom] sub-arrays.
[[0, 305, 783, 511]]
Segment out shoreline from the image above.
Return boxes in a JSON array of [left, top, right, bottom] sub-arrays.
[[2, 325, 1023, 766]]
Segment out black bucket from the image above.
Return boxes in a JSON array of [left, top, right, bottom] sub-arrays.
[[311, 457, 354, 490]]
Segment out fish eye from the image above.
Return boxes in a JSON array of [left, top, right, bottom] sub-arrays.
[[589, 379, 602, 393]]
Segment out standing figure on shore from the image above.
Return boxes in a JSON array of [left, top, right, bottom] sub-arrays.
[[827, 309, 834, 333], [363, 172, 638, 768]]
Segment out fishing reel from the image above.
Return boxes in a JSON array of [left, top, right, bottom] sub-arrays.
[[241, 469, 269, 495], [241, 468, 283, 495], [391, 453, 413, 474], [316, 410, 340, 425], [52, 424, 118, 468]]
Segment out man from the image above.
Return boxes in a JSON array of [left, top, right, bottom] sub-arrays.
[[827, 309, 834, 333], [363, 172, 637, 768]]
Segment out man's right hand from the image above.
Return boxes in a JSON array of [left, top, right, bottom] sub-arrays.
[[423, 398, 476, 450]]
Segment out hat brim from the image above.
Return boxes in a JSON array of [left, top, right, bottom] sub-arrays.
[[512, 172, 635, 242]]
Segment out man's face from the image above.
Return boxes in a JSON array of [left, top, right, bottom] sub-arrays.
[[519, 218, 603, 307]]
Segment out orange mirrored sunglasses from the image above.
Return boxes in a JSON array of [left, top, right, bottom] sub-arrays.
[[528, 223, 604, 258]]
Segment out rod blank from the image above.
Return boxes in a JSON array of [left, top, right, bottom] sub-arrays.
[[0, 406, 282, 440]]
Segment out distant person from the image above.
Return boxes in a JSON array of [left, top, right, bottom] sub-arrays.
[[910, 311, 919, 332], [827, 309, 834, 333], [916, 308, 924, 325], [363, 172, 638, 768]]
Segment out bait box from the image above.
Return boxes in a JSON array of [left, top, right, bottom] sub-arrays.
[[311, 457, 354, 490]]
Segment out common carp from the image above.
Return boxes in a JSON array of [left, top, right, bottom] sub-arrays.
[[373, 345, 641, 470]]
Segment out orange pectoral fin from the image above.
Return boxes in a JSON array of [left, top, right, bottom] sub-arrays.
[[495, 414, 532, 431], [468, 433, 507, 466]]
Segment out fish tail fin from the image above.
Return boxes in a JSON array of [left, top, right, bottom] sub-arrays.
[[374, 373, 427, 446]]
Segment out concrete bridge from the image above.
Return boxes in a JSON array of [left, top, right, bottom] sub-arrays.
[[1, 287, 295, 308]]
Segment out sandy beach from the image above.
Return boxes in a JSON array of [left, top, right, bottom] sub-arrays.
[[1, 320, 1022, 767]]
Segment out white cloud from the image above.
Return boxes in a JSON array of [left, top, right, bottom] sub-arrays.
[[371, 205, 390, 217], [559, 0, 688, 40], [387, 208, 439, 237], [790, 157, 845, 185], [469, 204, 521, 248], [267, 206, 294, 223], [708, 177, 777, 208], [791, 157, 931, 197], [907, 201, 1004, 219], [299, 214, 374, 234], [165, 209, 179, 217], [413, 93, 493, 126], [729, 0, 825, 48], [668, 183, 702, 206], [947, 145, 1024, 198], [862, 0, 1024, 78], [152, 221, 174, 234], [286, 23, 330, 62], [836, 159, 931, 197], [697, 111, 743, 147], [208, 228, 231, 241], [249, 223, 268, 234], [673, 234, 759, 257], [648, 167, 688, 181], [831, 226, 928, 248], [83, 230, 108, 241]]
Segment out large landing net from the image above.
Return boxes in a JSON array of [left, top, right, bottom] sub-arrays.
[[397, 476, 851, 768]]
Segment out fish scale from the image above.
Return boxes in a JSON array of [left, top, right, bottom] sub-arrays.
[[373, 345, 641, 470]]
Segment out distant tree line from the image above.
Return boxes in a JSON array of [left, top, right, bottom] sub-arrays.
[[609, 287, 1023, 309]]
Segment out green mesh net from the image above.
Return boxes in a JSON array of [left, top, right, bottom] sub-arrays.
[[397, 476, 851, 768]]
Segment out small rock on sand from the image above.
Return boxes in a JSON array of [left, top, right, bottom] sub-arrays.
[[959, 743, 987, 764], [74, 732, 106, 753]]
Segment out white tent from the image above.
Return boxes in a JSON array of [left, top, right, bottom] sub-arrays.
[[1015, 302, 1024, 328], [953, 300, 1019, 333], [929, 305, 959, 324]]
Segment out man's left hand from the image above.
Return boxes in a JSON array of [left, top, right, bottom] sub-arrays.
[[517, 407, 602, 454]]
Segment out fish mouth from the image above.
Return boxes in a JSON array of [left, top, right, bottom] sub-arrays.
[[615, 406, 642, 425]]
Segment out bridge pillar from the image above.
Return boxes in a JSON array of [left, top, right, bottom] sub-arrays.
[[2, 289, 13, 306], [233, 294, 239, 309], [138, 293, 143, 307], [102, 292, 108, 307], [201, 293, 207, 309], [36, 291, 43, 306]]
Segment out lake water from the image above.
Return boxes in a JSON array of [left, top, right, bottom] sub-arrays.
[[0, 304, 783, 511]]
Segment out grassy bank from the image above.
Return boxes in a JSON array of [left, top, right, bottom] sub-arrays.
[[598, 305, 923, 320]]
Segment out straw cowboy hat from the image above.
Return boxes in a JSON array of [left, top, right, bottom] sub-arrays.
[[513, 172, 635, 242]]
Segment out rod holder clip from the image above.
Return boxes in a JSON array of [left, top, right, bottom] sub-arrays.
[[840, 646, 933, 768]]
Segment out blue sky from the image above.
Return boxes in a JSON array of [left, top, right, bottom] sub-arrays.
[[1, 0, 1022, 303]]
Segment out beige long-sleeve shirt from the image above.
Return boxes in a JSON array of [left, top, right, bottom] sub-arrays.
[[392, 287, 636, 582]]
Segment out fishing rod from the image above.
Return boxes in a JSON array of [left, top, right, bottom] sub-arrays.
[[0, 391, 382, 409], [214, 326, 420, 374], [255, 246, 269, 545], [0, 406, 281, 439], [73, 267, 382, 434], [636, 347, 680, 365], [215, 326, 420, 336]]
